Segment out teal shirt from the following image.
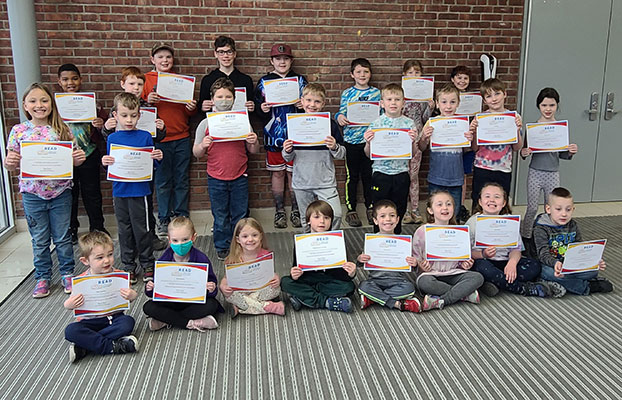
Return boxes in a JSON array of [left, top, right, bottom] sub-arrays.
[[369, 114, 415, 175]]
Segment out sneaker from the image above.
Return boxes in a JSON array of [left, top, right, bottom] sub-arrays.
[[70, 229, 79, 245], [457, 205, 470, 224], [152, 235, 168, 251], [413, 209, 423, 224], [522, 282, 551, 297], [264, 301, 286, 315], [325, 297, 352, 313], [217, 249, 229, 261], [149, 318, 169, 331], [423, 295, 445, 311], [61, 275, 73, 294], [360, 293, 373, 310], [402, 211, 415, 225], [403, 298, 422, 313], [345, 211, 362, 227], [157, 220, 169, 238], [187, 315, 218, 332], [537, 280, 566, 298], [68, 343, 87, 363], [274, 211, 287, 229], [289, 295, 303, 311], [112, 335, 139, 354], [143, 269, 154, 282], [366, 208, 374, 225], [480, 282, 499, 297], [32, 279, 50, 298], [129, 272, 137, 285], [461, 290, 480, 304], [290, 210, 302, 228], [589, 277, 614, 294]]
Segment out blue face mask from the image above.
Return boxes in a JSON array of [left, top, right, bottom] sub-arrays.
[[171, 240, 193, 256]]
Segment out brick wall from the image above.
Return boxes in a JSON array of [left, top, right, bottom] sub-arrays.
[[0, 0, 524, 217]]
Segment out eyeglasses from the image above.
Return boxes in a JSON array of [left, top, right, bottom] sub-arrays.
[[215, 50, 234, 55]]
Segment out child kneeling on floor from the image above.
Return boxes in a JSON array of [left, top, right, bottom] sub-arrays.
[[64, 231, 139, 363], [143, 216, 223, 331]]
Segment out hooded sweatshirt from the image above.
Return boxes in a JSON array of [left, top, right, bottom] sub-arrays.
[[532, 213, 582, 267]]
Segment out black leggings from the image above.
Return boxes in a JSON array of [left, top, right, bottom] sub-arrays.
[[143, 298, 221, 328]]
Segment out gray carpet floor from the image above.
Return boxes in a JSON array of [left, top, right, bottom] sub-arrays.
[[1, 216, 621, 399]]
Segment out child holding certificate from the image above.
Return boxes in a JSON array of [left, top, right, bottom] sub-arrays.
[[419, 84, 473, 218], [282, 83, 345, 229], [193, 78, 259, 260], [102, 93, 164, 283], [143, 217, 222, 331], [357, 200, 421, 312], [401, 60, 434, 225], [281, 200, 356, 313], [64, 231, 138, 363], [412, 191, 483, 310], [519, 88, 578, 242], [220, 218, 285, 316], [533, 188, 612, 295], [335, 58, 381, 227], [468, 183, 558, 298], [254, 43, 307, 229], [469, 78, 523, 212], [364, 84, 418, 234], [4, 83, 86, 298]]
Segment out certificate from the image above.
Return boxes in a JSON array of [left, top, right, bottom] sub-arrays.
[[225, 252, 275, 291], [526, 120, 569, 153], [55, 92, 97, 123], [474, 215, 521, 248], [347, 101, 380, 126], [561, 240, 606, 274], [364, 234, 412, 272], [476, 111, 518, 145], [137, 107, 157, 137], [107, 144, 154, 182], [370, 128, 412, 160], [295, 230, 347, 271], [20, 141, 73, 180], [72, 272, 130, 318], [156, 72, 195, 104], [207, 110, 251, 142], [425, 225, 471, 261], [402, 76, 434, 101], [429, 116, 471, 149], [232, 87, 247, 111], [153, 261, 208, 303], [456, 92, 483, 116], [286, 112, 330, 146], [264, 77, 300, 105]]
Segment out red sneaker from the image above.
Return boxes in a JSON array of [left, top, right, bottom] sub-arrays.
[[403, 298, 422, 313], [360, 294, 373, 310]]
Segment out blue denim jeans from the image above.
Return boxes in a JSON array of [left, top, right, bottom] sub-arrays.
[[22, 190, 75, 280], [208, 175, 248, 251], [427, 182, 462, 218], [540, 265, 598, 295], [473, 257, 541, 294], [155, 137, 190, 222]]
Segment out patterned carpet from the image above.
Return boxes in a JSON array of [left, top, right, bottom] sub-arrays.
[[0, 216, 621, 399]]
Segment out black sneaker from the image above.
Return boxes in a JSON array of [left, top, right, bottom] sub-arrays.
[[274, 212, 287, 229], [143, 269, 154, 282], [589, 277, 614, 294], [112, 335, 139, 354], [68, 343, 87, 363], [289, 295, 302, 311], [157, 220, 169, 238], [345, 211, 362, 227], [522, 282, 551, 297], [366, 208, 374, 225], [290, 210, 302, 228], [537, 280, 566, 298], [457, 205, 470, 224], [217, 249, 229, 261], [152, 235, 168, 251], [480, 282, 499, 297], [70, 228, 79, 245]]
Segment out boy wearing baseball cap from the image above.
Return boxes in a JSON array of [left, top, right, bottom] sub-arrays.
[[254, 44, 307, 229]]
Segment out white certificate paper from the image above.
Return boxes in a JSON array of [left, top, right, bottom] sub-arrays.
[[370, 128, 412, 160], [402, 76, 434, 101], [526, 120, 569, 153], [55, 92, 97, 123], [456, 92, 483, 116], [364, 234, 412, 272], [153, 261, 209, 303], [425, 225, 471, 261], [561, 240, 606, 274], [72, 272, 130, 318], [232, 87, 247, 111], [137, 107, 157, 138], [107, 144, 154, 182], [429, 116, 471, 149], [264, 77, 300, 105], [20, 141, 73, 180], [474, 215, 521, 248], [347, 101, 380, 126], [225, 252, 275, 291], [295, 230, 347, 271], [476, 111, 518, 145], [207, 110, 251, 142], [156, 72, 196, 104], [286, 112, 330, 146]]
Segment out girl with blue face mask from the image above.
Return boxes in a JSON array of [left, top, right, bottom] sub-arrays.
[[142, 216, 223, 332]]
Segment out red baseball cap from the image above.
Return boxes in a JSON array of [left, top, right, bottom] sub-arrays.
[[270, 44, 293, 58]]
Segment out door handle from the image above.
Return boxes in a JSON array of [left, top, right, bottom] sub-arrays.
[[605, 92, 619, 120], [587, 92, 599, 121]]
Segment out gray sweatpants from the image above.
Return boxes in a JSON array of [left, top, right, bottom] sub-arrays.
[[358, 276, 415, 308], [294, 186, 342, 230], [417, 271, 483, 306], [114, 196, 154, 273], [521, 168, 560, 238]]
